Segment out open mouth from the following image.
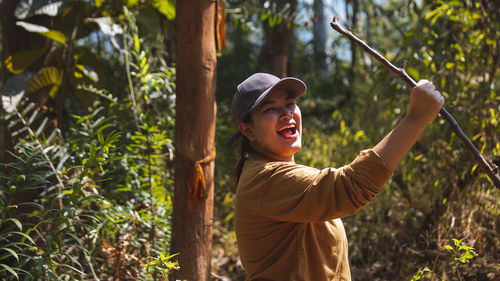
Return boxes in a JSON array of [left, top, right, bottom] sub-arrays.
[[277, 124, 298, 138]]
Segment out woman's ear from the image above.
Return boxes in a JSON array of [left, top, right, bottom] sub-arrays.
[[238, 122, 254, 141]]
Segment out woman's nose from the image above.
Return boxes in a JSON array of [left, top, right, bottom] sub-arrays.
[[279, 107, 293, 120]]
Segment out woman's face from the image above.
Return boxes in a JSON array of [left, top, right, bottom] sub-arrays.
[[238, 89, 302, 162]]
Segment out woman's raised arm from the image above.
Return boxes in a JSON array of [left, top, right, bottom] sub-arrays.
[[373, 80, 445, 171]]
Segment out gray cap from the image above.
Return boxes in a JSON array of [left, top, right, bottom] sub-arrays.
[[231, 73, 307, 122]]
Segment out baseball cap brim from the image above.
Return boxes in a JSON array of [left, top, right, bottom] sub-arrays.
[[248, 77, 307, 113]]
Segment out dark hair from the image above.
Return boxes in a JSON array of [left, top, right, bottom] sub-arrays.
[[234, 115, 254, 183], [235, 137, 254, 183]]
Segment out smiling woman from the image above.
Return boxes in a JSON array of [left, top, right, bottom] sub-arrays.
[[238, 88, 302, 162], [230, 72, 444, 280]]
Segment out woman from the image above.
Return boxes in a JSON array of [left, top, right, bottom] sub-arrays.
[[231, 73, 444, 280]]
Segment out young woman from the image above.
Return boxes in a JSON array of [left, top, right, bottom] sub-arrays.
[[231, 73, 444, 280]]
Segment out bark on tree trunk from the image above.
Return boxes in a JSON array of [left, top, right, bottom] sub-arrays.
[[313, 0, 327, 68], [350, 0, 359, 69], [169, 1, 217, 280], [260, 0, 297, 77]]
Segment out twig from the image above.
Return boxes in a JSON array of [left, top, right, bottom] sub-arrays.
[[330, 16, 500, 189], [122, 32, 141, 131]]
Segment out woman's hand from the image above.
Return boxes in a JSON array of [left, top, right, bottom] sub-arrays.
[[373, 79, 445, 170], [407, 80, 445, 125]]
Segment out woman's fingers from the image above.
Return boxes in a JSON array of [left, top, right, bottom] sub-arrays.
[[417, 79, 429, 86], [416, 79, 436, 92], [408, 80, 445, 124], [434, 90, 445, 106]]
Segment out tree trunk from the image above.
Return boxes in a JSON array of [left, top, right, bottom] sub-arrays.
[[313, 0, 327, 69], [169, 1, 217, 280], [349, 0, 359, 70], [260, 0, 297, 77]]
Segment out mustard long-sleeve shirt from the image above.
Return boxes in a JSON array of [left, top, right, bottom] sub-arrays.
[[235, 149, 393, 281]]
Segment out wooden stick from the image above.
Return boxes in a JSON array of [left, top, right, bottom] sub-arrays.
[[330, 16, 500, 188]]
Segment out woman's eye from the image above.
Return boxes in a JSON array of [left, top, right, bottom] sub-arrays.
[[264, 107, 275, 113]]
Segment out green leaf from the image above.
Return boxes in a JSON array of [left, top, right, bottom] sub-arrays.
[[458, 256, 469, 263], [16, 21, 66, 44], [1, 72, 35, 97], [85, 17, 123, 36], [127, 0, 140, 7], [463, 251, 475, 259], [458, 245, 473, 251], [17, 201, 43, 210], [25, 67, 63, 96], [445, 62, 455, 69], [55, 263, 85, 275], [46, 269, 58, 280], [94, 0, 105, 8], [0, 263, 18, 279], [11, 231, 36, 244], [2, 218, 23, 231], [15, 0, 65, 19], [134, 34, 141, 52], [0, 247, 19, 263], [75, 64, 99, 83], [411, 270, 423, 281], [65, 233, 83, 246], [1, 73, 37, 113], [4, 47, 49, 74], [406, 67, 420, 81], [151, 0, 176, 20], [425, 3, 448, 25], [354, 130, 366, 142], [97, 130, 105, 146], [443, 245, 454, 252], [43, 30, 67, 45], [36, 257, 43, 274], [89, 142, 96, 166]]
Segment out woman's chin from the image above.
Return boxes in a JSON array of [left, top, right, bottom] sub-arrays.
[[288, 143, 302, 155]]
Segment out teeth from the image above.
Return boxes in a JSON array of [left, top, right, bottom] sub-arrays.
[[279, 124, 295, 131]]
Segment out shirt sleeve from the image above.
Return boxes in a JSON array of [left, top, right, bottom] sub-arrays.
[[255, 149, 393, 222]]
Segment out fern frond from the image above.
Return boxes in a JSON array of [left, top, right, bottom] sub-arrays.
[[34, 117, 49, 138], [25, 67, 62, 97]]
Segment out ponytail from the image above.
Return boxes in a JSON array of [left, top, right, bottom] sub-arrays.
[[235, 136, 254, 183]]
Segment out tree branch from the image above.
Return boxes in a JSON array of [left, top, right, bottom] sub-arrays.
[[330, 16, 500, 189]]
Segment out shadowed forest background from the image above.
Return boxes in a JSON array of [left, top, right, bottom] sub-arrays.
[[0, 0, 499, 280]]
